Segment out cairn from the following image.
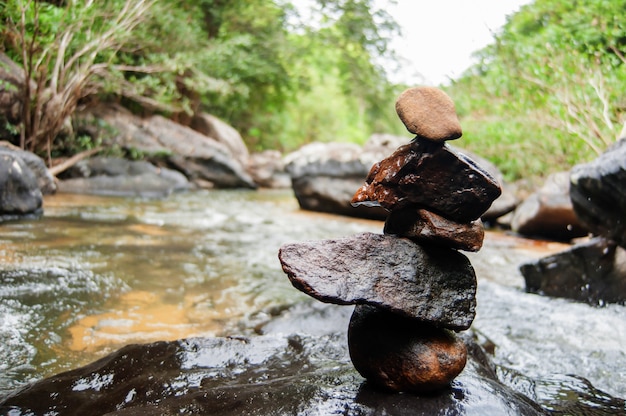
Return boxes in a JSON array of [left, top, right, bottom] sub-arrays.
[[279, 86, 501, 393]]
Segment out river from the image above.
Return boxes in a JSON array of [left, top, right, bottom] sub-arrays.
[[0, 189, 624, 407]]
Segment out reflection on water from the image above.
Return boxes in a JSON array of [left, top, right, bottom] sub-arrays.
[[1, 189, 625, 407]]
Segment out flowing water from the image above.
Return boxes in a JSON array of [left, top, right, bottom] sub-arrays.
[[0, 189, 625, 408]]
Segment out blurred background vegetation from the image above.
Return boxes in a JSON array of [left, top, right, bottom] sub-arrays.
[[1, 0, 625, 182]]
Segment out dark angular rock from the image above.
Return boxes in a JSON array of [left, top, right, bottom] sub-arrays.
[[384, 207, 484, 252], [278, 232, 477, 330], [512, 171, 587, 241], [520, 237, 626, 305], [348, 304, 467, 393], [351, 139, 501, 222], [570, 138, 626, 248], [395, 86, 462, 141], [0, 153, 43, 222]]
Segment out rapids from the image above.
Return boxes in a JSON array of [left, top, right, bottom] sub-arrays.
[[0, 189, 624, 409]]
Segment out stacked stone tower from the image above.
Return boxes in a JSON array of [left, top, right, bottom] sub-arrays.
[[279, 86, 501, 393]]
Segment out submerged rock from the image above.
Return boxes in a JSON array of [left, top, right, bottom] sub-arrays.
[[351, 139, 501, 222], [348, 304, 467, 393], [279, 232, 477, 330]]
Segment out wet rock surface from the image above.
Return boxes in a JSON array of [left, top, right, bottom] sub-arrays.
[[520, 237, 626, 304], [351, 139, 501, 222], [348, 304, 468, 393], [384, 207, 484, 252], [570, 137, 626, 248], [279, 232, 477, 330], [0, 302, 549, 416]]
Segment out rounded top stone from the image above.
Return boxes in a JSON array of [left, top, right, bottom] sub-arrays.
[[395, 86, 462, 142]]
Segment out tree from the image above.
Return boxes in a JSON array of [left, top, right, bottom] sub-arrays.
[[1, 0, 156, 161]]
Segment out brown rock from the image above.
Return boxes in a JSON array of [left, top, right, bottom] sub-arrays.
[[348, 304, 467, 393], [351, 139, 502, 222], [384, 207, 484, 252], [395, 86, 462, 142], [278, 232, 477, 330]]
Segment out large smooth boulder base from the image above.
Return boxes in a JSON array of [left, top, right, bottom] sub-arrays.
[[348, 304, 467, 393], [351, 138, 502, 222], [570, 137, 626, 248], [395, 86, 462, 141], [384, 207, 484, 252], [279, 232, 477, 330]]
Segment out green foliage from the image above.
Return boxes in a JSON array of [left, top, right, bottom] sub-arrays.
[[1, 0, 404, 159], [449, 0, 626, 181]]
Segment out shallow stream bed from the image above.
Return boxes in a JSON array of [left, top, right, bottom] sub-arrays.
[[0, 190, 624, 409]]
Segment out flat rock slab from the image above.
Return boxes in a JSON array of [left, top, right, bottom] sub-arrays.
[[279, 232, 477, 330], [351, 139, 501, 222]]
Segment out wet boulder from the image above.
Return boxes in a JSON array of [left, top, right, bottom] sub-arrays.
[[0, 303, 547, 416], [348, 304, 467, 393], [279, 232, 477, 330], [58, 157, 191, 198], [520, 237, 626, 305], [512, 171, 587, 241], [570, 138, 626, 248], [351, 139, 501, 222], [0, 152, 43, 222]]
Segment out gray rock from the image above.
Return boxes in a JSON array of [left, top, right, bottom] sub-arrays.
[[520, 237, 626, 305], [0, 153, 43, 221], [278, 232, 477, 330], [291, 176, 388, 219], [58, 157, 191, 198], [0, 147, 56, 194], [190, 112, 250, 168], [512, 171, 587, 240], [246, 150, 290, 189], [86, 105, 255, 189], [570, 138, 626, 248]]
